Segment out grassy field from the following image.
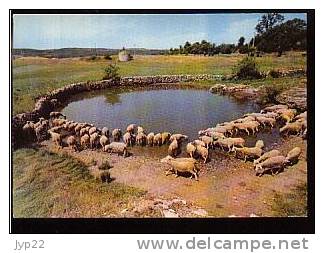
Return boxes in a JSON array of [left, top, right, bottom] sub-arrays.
[[12, 52, 306, 114], [13, 148, 146, 217]]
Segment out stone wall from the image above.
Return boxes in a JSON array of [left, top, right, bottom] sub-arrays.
[[11, 74, 222, 147]]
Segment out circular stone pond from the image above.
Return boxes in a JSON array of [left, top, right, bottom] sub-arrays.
[[61, 85, 282, 151]]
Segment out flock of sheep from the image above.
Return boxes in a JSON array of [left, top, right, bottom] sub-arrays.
[[21, 103, 307, 182]]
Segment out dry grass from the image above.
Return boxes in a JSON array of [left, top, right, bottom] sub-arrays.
[[13, 148, 146, 217], [12, 52, 306, 114]]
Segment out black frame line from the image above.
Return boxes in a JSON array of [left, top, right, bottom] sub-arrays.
[[9, 9, 315, 234]]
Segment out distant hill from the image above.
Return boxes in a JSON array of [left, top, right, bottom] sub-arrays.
[[12, 48, 168, 58]]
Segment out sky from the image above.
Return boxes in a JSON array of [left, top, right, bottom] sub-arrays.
[[13, 13, 307, 50]]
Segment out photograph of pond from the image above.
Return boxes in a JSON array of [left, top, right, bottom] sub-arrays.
[[11, 10, 311, 226]]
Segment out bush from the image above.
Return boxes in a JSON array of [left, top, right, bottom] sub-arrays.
[[258, 83, 285, 104], [103, 64, 120, 81], [233, 56, 262, 79], [104, 54, 112, 60], [268, 69, 280, 78], [87, 55, 98, 61]]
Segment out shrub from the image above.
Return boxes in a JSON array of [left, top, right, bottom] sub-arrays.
[[268, 69, 281, 78], [87, 55, 98, 61], [104, 54, 112, 60], [103, 64, 120, 81], [233, 56, 262, 79], [258, 83, 285, 104]]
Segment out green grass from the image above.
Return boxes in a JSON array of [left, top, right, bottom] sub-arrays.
[[12, 52, 306, 114], [271, 183, 307, 217], [13, 148, 146, 217]]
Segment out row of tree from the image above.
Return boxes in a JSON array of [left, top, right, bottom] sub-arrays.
[[169, 40, 236, 56], [169, 14, 307, 56]]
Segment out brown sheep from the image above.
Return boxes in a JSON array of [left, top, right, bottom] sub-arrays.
[[80, 134, 90, 149], [101, 127, 109, 137], [147, 132, 155, 146], [126, 124, 136, 134], [199, 135, 213, 149], [255, 116, 276, 128], [186, 142, 196, 158], [104, 142, 129, 157], [234, 146, 263, 162], [255, 156, 288, 176], [161, 156, 199, 181], [137, 126, 145, 134], [261, 104, 288, 113], [253, 149, 281, 165], [99, 135, 110, 151], [112, 128, 122, 141], [161, 132, 171, 145], [88, 126, 98, 136], [136, 132, 147, 146], [277, 108, 297, 123], [280, 121, 304, 136], [67, 136, 77, 151], [153, 133, 162, 146], [79, 127, 88, 137], [286, 147, 302, 165], [193, 139, 206, 147], [123, 132, 134, 147], [169, 133, 188, 143], [22, 121, 35, 140], [168, 139, 181, 157], [49, 111, 66, 119], [196, 145, 209, 163], [255, 140, 264, 149], [48, 130, 62, 147], [90, 133, 99, 149]]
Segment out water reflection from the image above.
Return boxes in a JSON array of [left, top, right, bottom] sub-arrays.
[[62, 86, 263, 141]]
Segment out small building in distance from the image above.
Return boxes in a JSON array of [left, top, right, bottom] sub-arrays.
[[118, 47, 132, 62]]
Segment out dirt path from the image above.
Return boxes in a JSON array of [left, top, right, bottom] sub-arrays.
[[42, 136, 307, 217]]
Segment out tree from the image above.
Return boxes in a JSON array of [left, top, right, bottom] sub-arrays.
[[255, 18, 306, 55], [255, 13, 285, 35], [238, 37, 245, 47]]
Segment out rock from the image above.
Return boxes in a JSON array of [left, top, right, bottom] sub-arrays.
[[163, 209, 179, 218], [192, 208, 208, 217], [171, 198, 187, 205]]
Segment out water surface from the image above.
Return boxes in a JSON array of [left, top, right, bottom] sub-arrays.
[[61, 86, 261, 141]]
